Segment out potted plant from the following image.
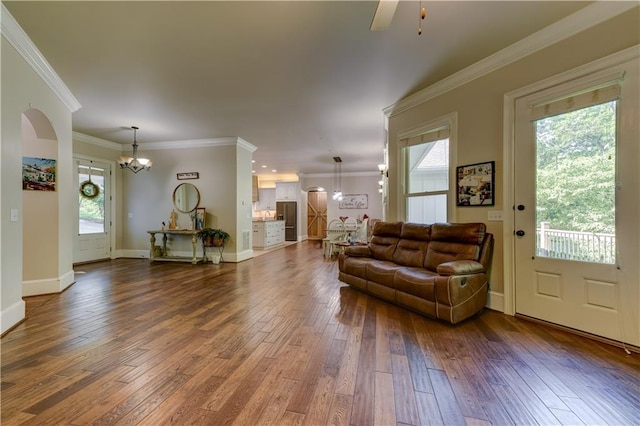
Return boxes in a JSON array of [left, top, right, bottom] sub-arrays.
[[197, 228, 230, 247]]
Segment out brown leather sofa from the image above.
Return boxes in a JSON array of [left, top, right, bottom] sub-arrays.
[[338, 221, 493, 324]]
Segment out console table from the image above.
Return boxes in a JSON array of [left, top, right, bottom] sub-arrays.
[[147, 229, 204, 264]]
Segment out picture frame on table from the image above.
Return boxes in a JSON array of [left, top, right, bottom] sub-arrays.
[[195, 207, 206, 230], [456, 161, 495, 206]]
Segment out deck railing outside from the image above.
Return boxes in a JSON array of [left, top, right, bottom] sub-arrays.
[[537, 222, 616, 264]]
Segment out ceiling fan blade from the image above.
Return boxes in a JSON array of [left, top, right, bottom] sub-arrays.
[[370, 0, 399, 31]]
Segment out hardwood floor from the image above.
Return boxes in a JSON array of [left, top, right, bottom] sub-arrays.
[[2, 241, 639, 425]]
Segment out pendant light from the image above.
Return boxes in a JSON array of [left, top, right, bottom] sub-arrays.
[[332, 156, 343, 201], [118, 126, 152, 173]]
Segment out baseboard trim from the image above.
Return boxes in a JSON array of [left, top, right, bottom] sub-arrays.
[[117, 249, 252, 263], [22, 269, 76, 297], [486, 290, 504, 312], [117, 249, 149, 259], [60, 269, 75, 292], [1, 299, 26, 335]]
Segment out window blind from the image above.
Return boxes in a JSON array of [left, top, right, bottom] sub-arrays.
[[530, 79, 621, 121], [400, 127, 450, 147]]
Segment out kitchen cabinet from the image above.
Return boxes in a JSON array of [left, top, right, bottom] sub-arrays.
[[255, 188, 276, 211], [275, 182, 299, 201], [252, 220, 284, 248]]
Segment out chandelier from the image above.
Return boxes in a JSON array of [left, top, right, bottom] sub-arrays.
[[332, 156, 343, 201], [118, 126, 152, 173]]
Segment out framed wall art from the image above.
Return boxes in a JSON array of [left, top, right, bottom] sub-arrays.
[[177, 172, 199, 180], [456, 161, 494, 206], [22, 157, 56, 191]]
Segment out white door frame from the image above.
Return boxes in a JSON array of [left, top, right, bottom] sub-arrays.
[[502, 46, 639, 316], [73, 154, 117, 261]]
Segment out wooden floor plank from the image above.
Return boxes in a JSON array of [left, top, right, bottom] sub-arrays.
[[325, 393, 353, 426], [414, 390, 445, 426], [390, 353, 420, 425], [1, 244, 638, 425], [374, 371, 396, 426]]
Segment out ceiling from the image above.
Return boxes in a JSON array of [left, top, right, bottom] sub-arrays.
[[3, 1, 591, 178]]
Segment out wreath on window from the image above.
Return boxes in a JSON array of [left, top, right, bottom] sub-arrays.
[[80, 180, 100, 199], [79, 165, 100, 199]]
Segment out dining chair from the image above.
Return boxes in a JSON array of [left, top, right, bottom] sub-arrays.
[[323, 219, 346, 257]]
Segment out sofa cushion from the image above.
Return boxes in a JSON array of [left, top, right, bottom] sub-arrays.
[[342, 245, 371, 257], [424, 223, 486, 271], [400, 222, 431, 241], [431, 222, 486, 245], [392, 223, 430, 267], [369, 221, 403, 261], [395, 267, 437, 300], [436, 260, 484, 276], [365, 260, 400, 288], [340, 256, 369, 280]]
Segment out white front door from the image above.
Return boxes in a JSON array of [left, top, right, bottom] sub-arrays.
[[513, 59, 639, 346], [74, 159, 111, 263]]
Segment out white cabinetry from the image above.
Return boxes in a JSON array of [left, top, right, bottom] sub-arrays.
[[252, 220, 284, 248], [255, 188, 276, 210], [275, 182, 299, 201]]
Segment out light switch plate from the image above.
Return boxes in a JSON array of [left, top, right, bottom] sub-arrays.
[[487, 210, 503, 221], [10, 209, 18, 222]]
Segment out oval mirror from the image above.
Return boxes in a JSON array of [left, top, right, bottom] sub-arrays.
[[173, 183, 200, 213]]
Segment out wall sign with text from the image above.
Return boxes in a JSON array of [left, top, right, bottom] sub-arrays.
[[339, 194, 368, 209], [177, 172, 199, 180]]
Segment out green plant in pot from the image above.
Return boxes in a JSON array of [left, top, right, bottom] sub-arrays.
[[197, 228, 230, 247]]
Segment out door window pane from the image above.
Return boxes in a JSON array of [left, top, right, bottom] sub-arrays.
[[535, 101, 616, 263], [79, 166, 105, 234]]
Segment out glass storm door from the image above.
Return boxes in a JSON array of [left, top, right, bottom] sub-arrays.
[[74, 159, 111, 263], [513, 61, 639, 346]]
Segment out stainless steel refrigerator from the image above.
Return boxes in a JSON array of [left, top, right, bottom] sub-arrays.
[[276, 201, 297, 241]]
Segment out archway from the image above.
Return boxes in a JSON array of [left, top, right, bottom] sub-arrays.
[[22, 108, 60, 296]]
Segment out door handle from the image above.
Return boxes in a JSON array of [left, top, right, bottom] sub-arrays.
[[515, 230, 525, 237]]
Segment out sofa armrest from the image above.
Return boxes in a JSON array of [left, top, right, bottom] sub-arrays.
[[436, 260, 484, 276], [343, 245, 372, 257]]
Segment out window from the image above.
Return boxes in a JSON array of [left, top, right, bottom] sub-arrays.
[[401, 120, 453, 224]]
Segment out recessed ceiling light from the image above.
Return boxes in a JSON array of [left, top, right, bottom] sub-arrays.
[[271, 169, 277, 173], [251, 160, 255, 163], [252, 170, 255, 173], [261, 165, 267, 168]]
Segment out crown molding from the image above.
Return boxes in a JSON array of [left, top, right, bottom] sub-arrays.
[[299, 171, 379, 178], [140, 136, 257, 152], [73, 132, 122, 151], [383, 1, 638, 118], [1, 4, 81, 112], [73, 132, 258, 152]]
